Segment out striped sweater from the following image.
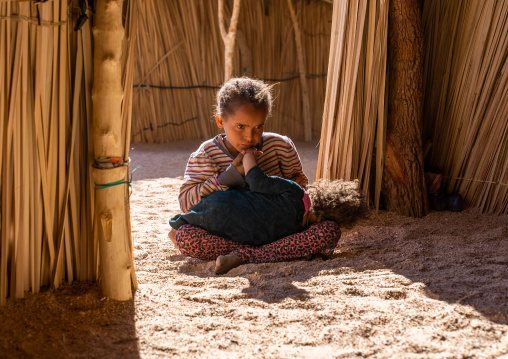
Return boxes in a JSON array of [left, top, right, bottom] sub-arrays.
[[178, 132, 308, 212]]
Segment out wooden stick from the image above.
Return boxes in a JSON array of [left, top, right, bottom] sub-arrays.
[[286, 0, 312, 141], [52, 8, 81, 287], [82, 19, 98, 281], [121, 0, 138, 289], [218, 0, 241, 81], [17, 1, 31, 296], [33, 2, 56, 287], [134, 41, 183, 91], [4, 20, 23, 299], [0, 1, 10, 305], [375, 1, 388, 210]]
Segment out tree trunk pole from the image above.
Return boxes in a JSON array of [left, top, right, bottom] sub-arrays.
[[92, 0, 133, 300], [287, 0, 312, 141], [218, 0, 242, 82], [382, 0, 428, 217]]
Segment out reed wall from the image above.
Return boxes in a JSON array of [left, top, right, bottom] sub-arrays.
[[0, 0, 135, 304], [422, 1, 508, 214], [318, 0, 507, 214], [131, 0, 333, 143]]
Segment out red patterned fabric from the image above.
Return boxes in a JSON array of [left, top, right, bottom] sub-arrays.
[[174, 220, 341, 264]]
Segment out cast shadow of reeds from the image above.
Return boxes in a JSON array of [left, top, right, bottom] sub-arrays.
[[336, 210, 508, 325], [0, 282, 140, 359], [177, 209, 508, 323], [177, 254, 332, 303]]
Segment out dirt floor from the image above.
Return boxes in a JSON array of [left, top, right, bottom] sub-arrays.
[[1, 140, 507, 359]]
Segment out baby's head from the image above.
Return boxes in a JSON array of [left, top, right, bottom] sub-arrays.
[[216, 77, 273, 119], [306, 179, 368, 227]]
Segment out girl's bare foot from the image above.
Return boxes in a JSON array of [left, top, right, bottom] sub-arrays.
[[215, 254, 242, 275]]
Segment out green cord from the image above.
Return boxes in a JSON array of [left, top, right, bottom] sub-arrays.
[[443, 176, 507, 186], [94, 166, 140, 196], [95, 178, 132, 190]]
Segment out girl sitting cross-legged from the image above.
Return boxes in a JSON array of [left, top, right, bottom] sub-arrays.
[[168, 77, 366, 274], [169, 147, 367, 274]]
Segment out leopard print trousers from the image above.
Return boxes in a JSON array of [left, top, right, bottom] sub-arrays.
[[174, 220, 341, 264]]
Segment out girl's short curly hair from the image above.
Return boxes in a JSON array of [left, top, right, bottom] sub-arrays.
[[216, 77, 274, 119], [307, 179, 368, 227]]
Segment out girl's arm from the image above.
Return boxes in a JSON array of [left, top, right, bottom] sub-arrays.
[[260, 134, 308, 188], [178, 151, 229, 213], [242, 149, 258, 174], [246, 166, 302, 196], [244, 148, 302, 195], [280, 137, 308, 189]]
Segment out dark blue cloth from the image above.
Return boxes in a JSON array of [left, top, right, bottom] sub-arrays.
[[169, 166, 305, 246]]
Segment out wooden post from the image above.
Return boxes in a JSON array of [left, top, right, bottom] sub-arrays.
[[92, 0, 133, 300], [382, 0, 428, 217], [218, 0, 242, 81], [287, 0, 312, 141]]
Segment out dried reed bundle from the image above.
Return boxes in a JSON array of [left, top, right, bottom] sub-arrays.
[[0, 0, 135, 304], [423, 0, 508, 214], [317, 0, 388, 206], [131, 0, 332, 143]]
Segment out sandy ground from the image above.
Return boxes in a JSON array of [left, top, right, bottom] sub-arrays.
[[1, 140, 507, 359]]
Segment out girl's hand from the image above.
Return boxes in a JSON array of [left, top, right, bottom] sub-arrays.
[[233, 148, 263, 176], [243, 148, 263, 174], [232, 151, 245, 176], [244, 147, 264, 159]]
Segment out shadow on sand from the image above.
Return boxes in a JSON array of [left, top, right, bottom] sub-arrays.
[[178, 255, 321, 303], [0, 282, 140, 358], [333, 210, 508, 325], [177, 210, 508, 324]]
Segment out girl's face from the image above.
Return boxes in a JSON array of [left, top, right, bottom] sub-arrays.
[[216, 103, 267, 157]]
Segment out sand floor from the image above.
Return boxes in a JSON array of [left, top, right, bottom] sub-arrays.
[[1, 140, 507, 358]]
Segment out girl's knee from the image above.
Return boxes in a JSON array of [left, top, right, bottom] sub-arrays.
[[317, 220, 341, 247], [173, 225, 197, 253], [174, 225, 203, 243], [174, 233, 213, 260], [173, 225, 224, 261]]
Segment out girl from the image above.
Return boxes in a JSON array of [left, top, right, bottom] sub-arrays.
[[178, 77, 307, 213], [169, 148, 366, 274], [170, 77, 344, 274]]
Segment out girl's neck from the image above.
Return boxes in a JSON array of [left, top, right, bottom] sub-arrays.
[[224, 136, 240, 157]]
